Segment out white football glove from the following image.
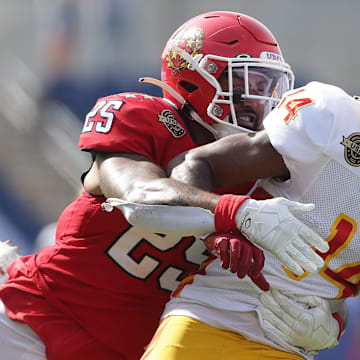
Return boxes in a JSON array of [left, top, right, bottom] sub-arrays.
[[0, 240, 20, 284], [236, 198, 329, 276], [259, 289, 341, 351]]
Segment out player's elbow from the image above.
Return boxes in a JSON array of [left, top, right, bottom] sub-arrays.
[[170, 153, 214, 190]]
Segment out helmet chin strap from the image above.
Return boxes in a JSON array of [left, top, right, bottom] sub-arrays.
[[139, 76, 251, 139], [187, 108, 219, 137], [138, 77, 219, 138], [138, 77, 186, 106]]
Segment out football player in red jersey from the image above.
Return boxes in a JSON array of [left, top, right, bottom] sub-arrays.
[[0, 11, 326, 360]]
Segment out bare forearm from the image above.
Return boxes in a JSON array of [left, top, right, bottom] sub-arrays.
[[98, 154, 219, 211], [167, 131, 290, 189], [146, 178, 219, 210], [104, 176, 219, 211]]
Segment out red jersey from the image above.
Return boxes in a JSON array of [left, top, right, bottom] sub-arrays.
[[0, 92, 255, 359]]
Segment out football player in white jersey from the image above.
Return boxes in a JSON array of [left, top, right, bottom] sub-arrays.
[[127, 81, 357, 360]]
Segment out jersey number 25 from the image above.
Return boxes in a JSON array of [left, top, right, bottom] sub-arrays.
[[82, 100, 123, 133]]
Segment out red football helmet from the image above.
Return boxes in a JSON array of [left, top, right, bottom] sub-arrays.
[[154, 11, 294, 137]]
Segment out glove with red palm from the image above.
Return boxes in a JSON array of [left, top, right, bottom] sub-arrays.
[[203, 231, 270, 291]]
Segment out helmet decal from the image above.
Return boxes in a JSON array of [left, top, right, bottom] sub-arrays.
[[259, 51, 284, 62], [166, 28, 203, 74]]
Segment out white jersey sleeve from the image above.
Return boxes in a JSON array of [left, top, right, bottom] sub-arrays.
[[263, 81, 360, 196]]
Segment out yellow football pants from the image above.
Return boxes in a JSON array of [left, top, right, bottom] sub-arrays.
[[141, 315, 303, 360]]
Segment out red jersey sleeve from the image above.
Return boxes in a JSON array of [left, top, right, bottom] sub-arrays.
[[78, 93, 196, 168]]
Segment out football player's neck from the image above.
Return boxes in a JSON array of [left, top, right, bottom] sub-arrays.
[[189, 121, 216, 145]]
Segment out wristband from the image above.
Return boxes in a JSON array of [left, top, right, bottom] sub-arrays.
[[332, 312, 343, 341], [214, 195, 250, 233]]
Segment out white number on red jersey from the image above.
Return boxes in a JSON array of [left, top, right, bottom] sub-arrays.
[[106, 226, 208, 292], [82, 100, 123, 133]]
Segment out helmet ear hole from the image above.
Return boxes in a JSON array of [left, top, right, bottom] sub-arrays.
[[179, 81, 198, 93]]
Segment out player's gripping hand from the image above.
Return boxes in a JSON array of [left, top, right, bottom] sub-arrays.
[[236, 198, 328, 275], [214, 195, 329, 276], [203, 232, 270, 291], [259, 290, 343, 352]]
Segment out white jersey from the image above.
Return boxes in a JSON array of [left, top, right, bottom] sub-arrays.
[[163, 82, 360, 359]]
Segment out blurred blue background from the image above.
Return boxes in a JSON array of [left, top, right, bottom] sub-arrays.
[[0, 1, 359, 358]]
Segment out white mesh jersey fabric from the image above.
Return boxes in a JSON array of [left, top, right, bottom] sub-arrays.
[[162, 82, 360, 359], [262, 157, 360, 299]]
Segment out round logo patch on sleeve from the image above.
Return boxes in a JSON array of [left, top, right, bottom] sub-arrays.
[[341, 132, 360, 167], [158, 109, 186, 138]]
